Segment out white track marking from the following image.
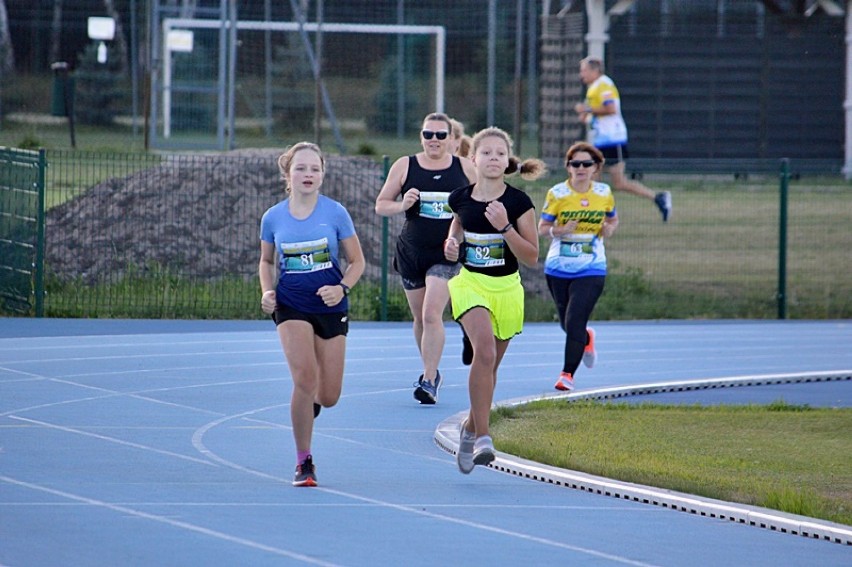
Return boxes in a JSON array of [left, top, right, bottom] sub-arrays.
[[0, 475, 341, 566]]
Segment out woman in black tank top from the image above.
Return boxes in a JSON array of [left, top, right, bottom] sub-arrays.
[[375, 112, 477, 405]]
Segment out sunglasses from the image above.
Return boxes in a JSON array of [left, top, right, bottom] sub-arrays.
[[422, 130, 449, 140], [568, 160, 597, 168]]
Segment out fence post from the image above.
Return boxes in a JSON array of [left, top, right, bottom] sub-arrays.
[[380, 155, 390, 321], [777, 158, 789, 319], [34, 149, 47, 317]]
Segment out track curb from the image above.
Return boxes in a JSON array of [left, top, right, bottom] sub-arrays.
[[434, 370, 852, 546]]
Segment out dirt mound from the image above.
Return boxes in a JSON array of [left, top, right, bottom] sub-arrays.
[[45, 149, 546, 296], [46, 149, 399, 285]]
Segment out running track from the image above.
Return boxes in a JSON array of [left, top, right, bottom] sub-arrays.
[[1, 318, 850, 566]]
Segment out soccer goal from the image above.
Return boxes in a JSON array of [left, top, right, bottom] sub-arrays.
[[152, 15, 446, 152]]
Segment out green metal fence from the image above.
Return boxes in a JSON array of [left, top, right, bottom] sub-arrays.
[[3, 149, 850, 320], [0, 147, 46, 316], [28, 149, 405, 320], [595, 165, 851, 321]]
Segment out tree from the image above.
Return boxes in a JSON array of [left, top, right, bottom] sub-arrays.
[[49, 0, 62, 66], [101, 0, 129, 73], [0, 0, 14, 76]]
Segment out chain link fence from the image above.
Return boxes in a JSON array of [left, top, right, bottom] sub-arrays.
[[36, 149, 405, 319], [3, 150, 849, 320]]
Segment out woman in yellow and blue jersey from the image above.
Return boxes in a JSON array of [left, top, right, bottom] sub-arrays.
[[539, 142, 619, 392]]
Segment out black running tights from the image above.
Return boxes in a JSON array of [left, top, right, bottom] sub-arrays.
[[545, 275, 605, 375]]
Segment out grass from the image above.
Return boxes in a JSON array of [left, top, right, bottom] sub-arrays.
[[490, 399, 852, 526], [521, 175, 852, 319], [42, 266, 404, 321], [0, 118, 423, 158], [35, 174, 852, 319], [0, 72, 523, 156]]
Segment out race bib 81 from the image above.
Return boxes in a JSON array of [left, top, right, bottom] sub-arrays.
[[280, 238, 333, 274]]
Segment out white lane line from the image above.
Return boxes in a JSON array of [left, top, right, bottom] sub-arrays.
[[0, 475, 340, 567], [0, 336, 457, 363], [0, 380, 226, 419], [0, 348, 282, 364], [0, 502, 658, 511], [191, 408, 663, 567], [7, 415, 219, 467]]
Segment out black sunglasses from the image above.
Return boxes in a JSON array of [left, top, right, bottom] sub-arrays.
[[422, 130, 449, 140], [568, 160, 597, 168]]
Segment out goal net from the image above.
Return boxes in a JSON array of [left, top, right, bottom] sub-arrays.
[[154, 14, 445, 152]]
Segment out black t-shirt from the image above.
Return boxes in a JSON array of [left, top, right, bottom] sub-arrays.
[[448, 183, 535, 277]]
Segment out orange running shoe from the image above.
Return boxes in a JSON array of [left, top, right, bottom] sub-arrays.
[[554, 372, 574, 391]]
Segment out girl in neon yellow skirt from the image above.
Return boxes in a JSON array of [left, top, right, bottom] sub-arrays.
[[443, 127, 546, 474]]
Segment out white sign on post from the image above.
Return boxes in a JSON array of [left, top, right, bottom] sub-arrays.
[[87, 17, 115, 41], [88, 17, 115, 64], [167, 30, 195, 53]]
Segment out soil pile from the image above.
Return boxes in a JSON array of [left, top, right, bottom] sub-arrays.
[[45, 148, 546, 294], [46, 149, 399, 285]]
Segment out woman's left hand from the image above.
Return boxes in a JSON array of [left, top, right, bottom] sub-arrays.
[[552, 220, 579, 239], [485, 200, 508, 232], [317, 284, 346, 307]]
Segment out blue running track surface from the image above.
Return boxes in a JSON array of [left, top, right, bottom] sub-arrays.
[[1, 318, 850, 566]]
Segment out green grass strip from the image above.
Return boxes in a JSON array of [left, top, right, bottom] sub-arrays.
[[491, 400, 852, 526]]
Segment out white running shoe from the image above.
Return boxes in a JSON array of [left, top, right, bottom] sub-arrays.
[[472, 435, 496, 466], [457, 417, 475, 474]]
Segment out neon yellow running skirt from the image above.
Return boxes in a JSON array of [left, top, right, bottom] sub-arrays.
[[448, 268, 524, 341]]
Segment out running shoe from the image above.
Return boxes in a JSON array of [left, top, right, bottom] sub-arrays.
[[413, 375, 426, 402], [413, 370, 442, 404], [654, 191, 672, 222], [472, 435, 496, 466], [457, 417, 475, 474], [582, 327, 597, 369], [293, 455, 317, 487], [554, 372, 574, 391]]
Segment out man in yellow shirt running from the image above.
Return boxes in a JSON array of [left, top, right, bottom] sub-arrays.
[[574, 57, 672, 222]]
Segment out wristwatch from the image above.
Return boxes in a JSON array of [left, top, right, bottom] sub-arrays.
[[339, 283, 350, 296]]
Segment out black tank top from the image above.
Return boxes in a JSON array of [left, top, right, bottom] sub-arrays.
[[398, 155, 470, 254]]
